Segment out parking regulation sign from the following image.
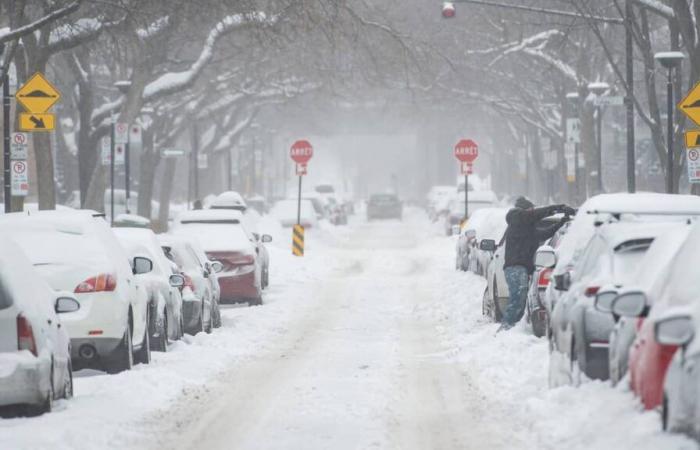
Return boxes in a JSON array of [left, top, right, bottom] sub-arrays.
[[687, 147, 700, 183], [10, 132, 28, 160], [11, 160, 29, 196]]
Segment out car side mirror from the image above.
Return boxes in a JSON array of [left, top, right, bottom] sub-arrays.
[[534, 246, 556, 269], [480, 239, 497, 252], [169, 274, 185, 288], [465, 229, 476, 240], [594, 290, 618, 313], [452, 225, 461, 236], [655, 315, 694, 347], [252, 233, 261, 242], [611, 291, 648, 318], [55, 296, 80, 314], [133, 256, 153, 275], [210, 261, 223, 273], [261, 234, 273, 243], [554, 272, 571, 291]]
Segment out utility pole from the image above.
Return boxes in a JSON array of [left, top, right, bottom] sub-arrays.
[[192, 122, 199, 202], [110, 117, 115, 225]]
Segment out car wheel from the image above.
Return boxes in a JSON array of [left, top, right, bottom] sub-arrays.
[[213, 302, 222, 328], [188, 307, 204, 335], [662, 394, 670, 431], [570, 339, 582, 387], [63, 359, 74, 400], [531, 311, 547, 338], [150, 309, 167, 353], [134, 313, 151, 365], [249, 296, 263, 307], [105, 321, 133, 374], [492, 282, 503, 322], [482, 286, 490, 318], [205, 304, 213, 334], [29, 365, 54, 416]]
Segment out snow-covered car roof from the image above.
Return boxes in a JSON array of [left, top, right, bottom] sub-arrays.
[[175, 208, 243, 224], [553, 193, 700, 275], [595, 220, 685, 251], [210, 191, 247, 210], [464, 207, 509, 241], [650, 220, 700, 309]]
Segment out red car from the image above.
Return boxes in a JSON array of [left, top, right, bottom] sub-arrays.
[[171, 209, 269, 306]]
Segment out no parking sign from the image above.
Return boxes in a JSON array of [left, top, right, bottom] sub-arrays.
[[687, 147, 700, 183]]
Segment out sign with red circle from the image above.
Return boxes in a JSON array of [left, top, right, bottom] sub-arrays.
[[454, 139, 479, 163], [290, 140, 313, 164], [690, 149, 699, 162]]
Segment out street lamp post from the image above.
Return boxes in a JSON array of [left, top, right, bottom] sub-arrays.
[[566, 92, 580, 203], [654, 51, 685, 194], [588, 81, 610, 194], [441, 0, 636, 193]]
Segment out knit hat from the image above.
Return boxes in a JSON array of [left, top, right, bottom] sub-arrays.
[[515, 196, 534, 209]]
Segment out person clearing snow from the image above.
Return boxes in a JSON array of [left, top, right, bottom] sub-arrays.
[[500, 196, 575, 331]]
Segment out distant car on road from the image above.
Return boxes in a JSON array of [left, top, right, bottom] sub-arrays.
[[0, 237, 77, 415], [367, 194, 402, 220]]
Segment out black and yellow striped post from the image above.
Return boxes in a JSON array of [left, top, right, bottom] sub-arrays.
[[292, 224, 305, 256]]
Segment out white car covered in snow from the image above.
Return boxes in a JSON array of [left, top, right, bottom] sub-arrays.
[[0, 211, 151, 373], [271, 199, 319, 229], [113, 227, 185, 347], [0, 237, 77, 415]]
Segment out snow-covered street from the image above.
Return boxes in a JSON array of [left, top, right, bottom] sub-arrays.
[[0, 211, 697, 450]]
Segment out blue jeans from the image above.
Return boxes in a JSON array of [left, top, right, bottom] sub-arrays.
[[504, 265, 530, 326]]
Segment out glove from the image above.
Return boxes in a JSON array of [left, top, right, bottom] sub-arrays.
[[562, 206, 576, 216]]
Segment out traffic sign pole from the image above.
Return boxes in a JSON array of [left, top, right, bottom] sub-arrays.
[[464, 174, 468, 219], [297, 173, 303, 225], [125, 142, 130, 213], [110, 119, 115, 226], [3, 53, 10, 214]]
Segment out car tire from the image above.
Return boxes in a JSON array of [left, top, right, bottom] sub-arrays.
[[662, 394, 669, 431], [150, 308, 168, 353], [205, 305, 213, 334], [63, 359, 74, 400], [492, 282, 503, 322], [134, 314, 151, 365], [482, 287, 490, 318], [570, 338, 583, 387], [105, 322, 133, 374], [249, 296, 263, 307], [213, 302, 222, 328], [29, 366, 54, 416], [531, 311, 547, 338], [188, 308, 204, 335]]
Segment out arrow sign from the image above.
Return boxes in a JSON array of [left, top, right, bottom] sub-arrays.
[[454, 139, 478, 163], [679, 82, 700, 127], [290, 140, 313, 164]]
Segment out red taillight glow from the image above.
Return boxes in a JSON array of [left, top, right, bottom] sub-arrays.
[[585, 286, 600, 297], [17, 315, 37, 356], [183, 273, 194, 291], [75, 273, 117, 293], [538, 268, 553, 287], [88, 330, 103, 336]]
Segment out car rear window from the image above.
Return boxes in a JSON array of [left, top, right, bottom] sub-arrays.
[[370, 195, 398, 204], [10, 229, 109, 267]]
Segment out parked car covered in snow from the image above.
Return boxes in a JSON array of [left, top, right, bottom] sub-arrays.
[[209, 191, 247, 212], [159, 234, 220, 334], [599, 225, 691, 386], [114, 228, 186, 350], [171, 209, 265, 306], [0, 210, 150, 373], [0, 237, 76, 415], [271, 199, 318, 229], [548, 220, 675, 386], [442, 191, 498, 236], [462, 207, 509, 275]]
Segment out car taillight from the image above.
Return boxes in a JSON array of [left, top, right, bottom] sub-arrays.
[[75, 273, 117, 293], [183, 273, 194, 290], [17, 315, 37, 356], [584, 286, 600, 297], [538, 268, 553, 287]]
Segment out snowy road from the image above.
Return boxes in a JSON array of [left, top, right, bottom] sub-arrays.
[[1, 212, 697, 449]]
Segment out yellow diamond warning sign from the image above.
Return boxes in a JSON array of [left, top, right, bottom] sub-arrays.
[[686, 130, 700, 148], [15, 73, 61, 113], [19, 113, 55, 132]]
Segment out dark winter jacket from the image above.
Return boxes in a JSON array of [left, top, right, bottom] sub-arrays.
[[503, 206, 564, 273]]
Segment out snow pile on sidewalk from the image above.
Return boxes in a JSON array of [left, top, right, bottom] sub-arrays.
[[418, 235, 697, 450]]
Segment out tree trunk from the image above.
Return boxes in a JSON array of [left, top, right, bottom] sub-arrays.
[[157, 157, 177, 232]]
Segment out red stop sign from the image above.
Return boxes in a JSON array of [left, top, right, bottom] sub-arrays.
[[454, 139, 479, 163], [290, 140, 313, 164]]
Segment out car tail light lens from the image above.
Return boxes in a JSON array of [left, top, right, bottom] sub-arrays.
[[538, 268, 553, 287], [17, 315, 37, 356], [584, 286, 600, 297], [183, 273, 194, 291], [75, 273, 117, 293]]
